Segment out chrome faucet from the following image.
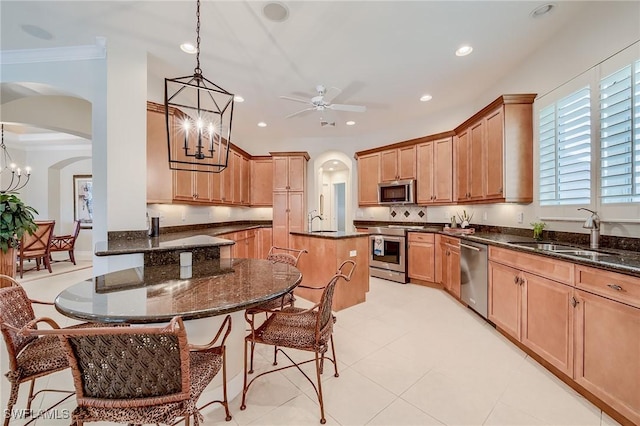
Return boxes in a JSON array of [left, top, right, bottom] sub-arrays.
[[577, 208, 600, 249], [307, 210, 323, 232]]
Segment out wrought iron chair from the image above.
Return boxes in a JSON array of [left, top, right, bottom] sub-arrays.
[[0, 275, 103, 426], [245, 246, 307, 373], [241, 260, 356, 424], [22, 315, 233, 425], [18, 220, 55, 278], [49, 220, 81, 265]]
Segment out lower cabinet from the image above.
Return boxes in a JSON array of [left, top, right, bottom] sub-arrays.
[[219, 229, 258, 259], [440, 236, 460, 298], [407, 232, 435, 282], [574, 290, 640, 425]]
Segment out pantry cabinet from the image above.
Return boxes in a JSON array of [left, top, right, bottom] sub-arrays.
[[416, 136, 453, 204], [454, 94, 535, 203], [407, 232, 435, 282], [271, 152, 309, 248], [356, 152, 380, 206]]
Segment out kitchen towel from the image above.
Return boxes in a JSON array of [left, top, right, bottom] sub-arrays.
[[374, 236, 384, 256]]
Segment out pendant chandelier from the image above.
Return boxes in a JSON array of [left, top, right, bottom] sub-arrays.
[[165, 0, 235, 173], [0, 124, 31, 194]]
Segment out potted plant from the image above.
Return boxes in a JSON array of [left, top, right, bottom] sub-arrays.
[[531, 221, 546, 241], [0, 193, 38, 279]]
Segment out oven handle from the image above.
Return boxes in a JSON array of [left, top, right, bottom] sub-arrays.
[[460, 243, 481, 252], [370, 236, 403, 242]]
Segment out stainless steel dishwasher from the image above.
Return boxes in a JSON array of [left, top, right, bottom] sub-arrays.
[[460, 241, 488, 319]]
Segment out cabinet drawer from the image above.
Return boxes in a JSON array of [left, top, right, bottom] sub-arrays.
[[575, 265, 640, 309], [489, 246, 573, 285], [440, 235, 459, 247], [408, 232, 434, 243]]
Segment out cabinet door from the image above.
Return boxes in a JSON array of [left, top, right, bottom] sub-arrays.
[[173, 170, 194, 201], [287, 156, 306, 192], [272, 192, 289, 248], [469, 120, 485, 200], [408, 233, 435, 281], [448, 247, 461, 299], [250, 158, 273, 206], [574, 289, 640, 425], [258, 227, 273, 259], [232, 151, 242, 204], [521, 272, 573, 376], [146, 106, 173, 203], [488, 261, 521, 340], [193, 169, 211, 202], [358, 153, 380, 205], [416, 142, 434, 204], [398, 145, 416, 180], [485, 108, 504, 199], [380, 149, 399, 182], [210, 166, 222, 202], [433, 137, 453, 203], [221, 157, 233, 203], [287, 192, 306, 235], [455, 131, 470, 201], [272, 157, 289, 191]]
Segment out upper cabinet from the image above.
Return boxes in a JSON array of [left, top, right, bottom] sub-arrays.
[[272, 153, 307, 192], [380, 145, 416, 182], [146, 102, 173, 204], [356, 152, 380, 206], [250, 157, 273, 206], [416, 135, 453, 204], [454, 94, 536, 203]]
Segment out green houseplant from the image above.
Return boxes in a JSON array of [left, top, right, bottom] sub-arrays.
[[0, 193, 38, 278], [531, 221, 546, 241]]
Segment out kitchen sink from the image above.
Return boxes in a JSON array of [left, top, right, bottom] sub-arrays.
[[508, 241, 578, 251]]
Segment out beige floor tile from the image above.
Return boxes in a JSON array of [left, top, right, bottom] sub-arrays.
[[247, 394, 339, 425], [331, 324, 383, 366], [483, 401, 548, 425], [366, 397, 444, 426]]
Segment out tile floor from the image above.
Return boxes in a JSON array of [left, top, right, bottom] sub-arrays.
[[2, 267, 621, 426]]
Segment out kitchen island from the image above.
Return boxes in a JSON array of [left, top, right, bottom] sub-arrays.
[[289, 230, 369, 310]]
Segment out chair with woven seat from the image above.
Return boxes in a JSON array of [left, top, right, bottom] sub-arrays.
[[22, 314, 233, 426], [49, 220, 81, 265], [245, 246, 307, 373], [241, 260, 356, 424], [18, 220, 55, 278], [0, 275, 103, 426]]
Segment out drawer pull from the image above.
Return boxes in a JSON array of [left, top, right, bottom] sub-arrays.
[[571, 297, 579, 308], [607, 284, 623, 291], [513, 276, 519, 284]]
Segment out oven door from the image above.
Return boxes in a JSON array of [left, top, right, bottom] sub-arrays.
[[369, 235, 406, 273]]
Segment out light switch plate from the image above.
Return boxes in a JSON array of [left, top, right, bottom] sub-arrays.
[[517, 212, 524, 224]]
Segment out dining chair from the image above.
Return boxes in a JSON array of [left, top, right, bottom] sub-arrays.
[[241, 260, 356, 424], [18, 220, 55, 278], [245, 246, 307, 374], [22, 314, 233, 425], [49, 220, 81, 265], [0, 275, 106, 426]]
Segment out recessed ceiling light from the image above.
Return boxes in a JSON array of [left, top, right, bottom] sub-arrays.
[[263, 2, 289, 22], [328, 167, 334, 171], [455, 45, 473, 57], [234, 95, 244, 103], [346, 121, 356, 126], [420, 94, 433, 102], [21, 24, 53, 40], [531, 3, 555, 18], [332, 161, 339, 165], [180, 43, 197, 54], [257, 122, 267, 128]]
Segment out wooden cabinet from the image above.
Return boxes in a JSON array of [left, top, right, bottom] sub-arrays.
[[407, 232, 435, 282], [440, 235, 460, 298], [146, 102, 173, 203], [380, 146, 416, 182], [454, 94, 535, 203], [573, 289, 640, 425], [256, 227, 273, 259], [416, 137, 453, 204], [489, 247, 574, 376], [356, 152, 380, 206], [271, 152, 308, 248], [250, 157, 273, 206], [172, 162, 212, 203]]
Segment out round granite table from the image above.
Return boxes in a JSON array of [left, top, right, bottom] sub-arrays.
[[54, 257, 302, 407]]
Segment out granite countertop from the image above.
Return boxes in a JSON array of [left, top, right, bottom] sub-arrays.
[[290, 230, 368, 239], [95, 224, 266, 256], [55, 258, 302, 323]]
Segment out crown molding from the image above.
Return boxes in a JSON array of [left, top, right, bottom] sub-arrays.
[[0, 37, 106, 65]]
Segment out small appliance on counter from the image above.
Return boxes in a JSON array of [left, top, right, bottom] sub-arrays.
[[148, 215, 160, 237]]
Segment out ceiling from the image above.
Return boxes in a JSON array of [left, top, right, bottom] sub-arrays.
[[1, 1, 593, 149]]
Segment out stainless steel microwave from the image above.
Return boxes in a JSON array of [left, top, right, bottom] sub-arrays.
[[378, 179, 415, 205]]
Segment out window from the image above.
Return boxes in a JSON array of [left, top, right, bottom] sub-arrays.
[[599, 60, 640, 203], [538, 87, 592, 205]]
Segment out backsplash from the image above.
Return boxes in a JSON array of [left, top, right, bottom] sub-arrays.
[[388, 205, 428, 222]]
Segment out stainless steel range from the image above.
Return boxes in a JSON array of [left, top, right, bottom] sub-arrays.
[[368, 225, 423, 283]]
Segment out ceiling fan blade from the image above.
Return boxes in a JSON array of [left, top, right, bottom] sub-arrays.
[[279, 95, 311, 104], [328, 103, 366, 112], [285, 107, 316, 119], [322, 86, 342, 104]]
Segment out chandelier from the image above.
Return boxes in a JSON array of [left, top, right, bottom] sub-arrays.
[[165, 0, 235, 173], [0, 124, 31, 194]]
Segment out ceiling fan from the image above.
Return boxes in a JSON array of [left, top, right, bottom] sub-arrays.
[[280, 85, 366, 119]]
